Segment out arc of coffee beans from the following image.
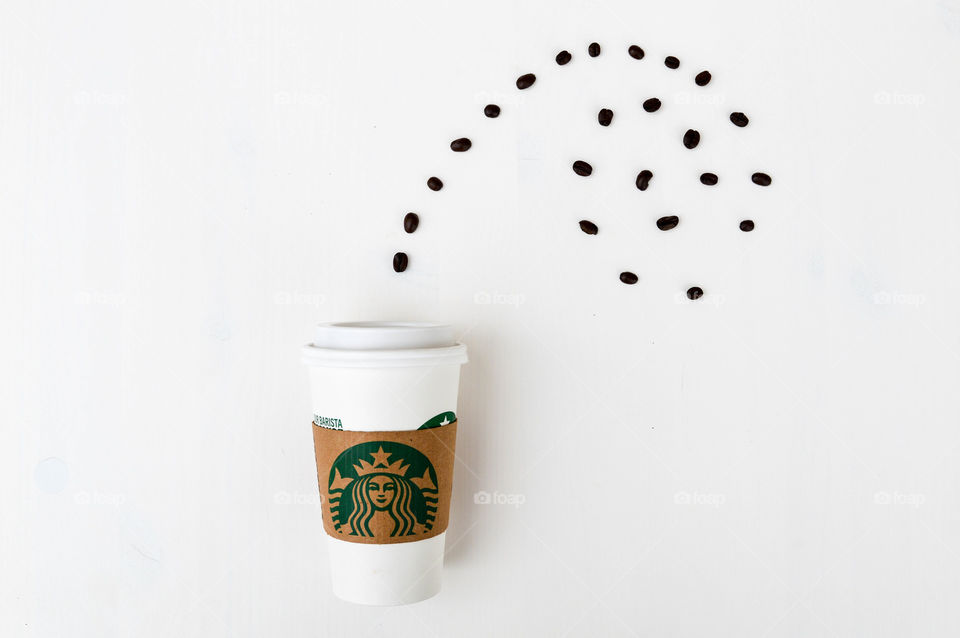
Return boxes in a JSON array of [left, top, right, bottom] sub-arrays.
[[635, 170, 653, 191], [572, 160, 593, 176], [395, 46, 771, 291], [403, 212, 419, 234], [683, 129, 700, 149], [579, 220, 598, 235], [450, 138, 472, 152], [516, 73, 536, 90], [656, 215, 679, 231]]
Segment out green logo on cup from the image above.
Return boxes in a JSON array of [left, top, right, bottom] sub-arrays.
[[328, 441, 439, 538], [418, 411, 456, 430]]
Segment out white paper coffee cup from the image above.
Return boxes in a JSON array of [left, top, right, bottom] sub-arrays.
[[302, 322, 468, 605]]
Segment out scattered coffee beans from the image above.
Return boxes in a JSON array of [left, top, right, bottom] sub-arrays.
[[579, 220, 599, 235], [516, 73, 536, 90], [598, 108, 613, 126], [751, 172, 772, 186], [686, 286, 703, 300], [700, 172, 718, 185], [683, 129, 700, 149], [664, 56, 680, 69], [620, 271, 639, 285], [427, 176, 443, 191], [730, 111, 749, 127], [642, 97, 662, 112], [572, 160, 593, 176], [656, 215, 679, 231], [635, 170, 653, 191], [484, 104, 501, 118], [393, 252, 408, 273], [450, 137, 472, 152], [556, 50, 572, 65], [403, 212, 419, 234], [628, 45, 645, 59], [695, 70, 712, 86], [739, 219, 755, 232], [589, 42, 601, 57]]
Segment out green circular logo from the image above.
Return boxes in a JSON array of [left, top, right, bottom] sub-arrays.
[[328, 441, 439, 538]]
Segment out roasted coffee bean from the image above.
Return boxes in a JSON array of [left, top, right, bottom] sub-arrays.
[[572, 160, 593, 176], [656, 215, 679, 231], [516, 73, 536, 90], [589, 42, 601, 57], [484, 104, 501, 118], [635, 170, 653, 191], [695, 70, 712, 86], [752, 172, 772, 186], [664, 56, 680, 69], [427, 176, 443, 191], [730, 111, 749, 127], [642, 97, 661, 112], [579, 220, 599, 235], [393, 252, 408, 272], [628, 45, 645, 59], [556, 50, 572, 65], [598, 108, 613, 126], [450, 137, 472, 152], [700, 172, 718, 185], [620, 271, 639, 285], [686, 286, 704, 300], [403, 212, 419, 234], [739, 219, 755, 232], [683, 129, 700, 149]]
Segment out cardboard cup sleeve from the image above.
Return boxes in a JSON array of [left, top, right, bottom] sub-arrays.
[[313, 421, 458, 545]]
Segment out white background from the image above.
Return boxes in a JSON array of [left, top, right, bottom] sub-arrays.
[[5, 0, 960, 636]]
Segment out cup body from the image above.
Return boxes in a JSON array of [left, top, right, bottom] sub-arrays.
[[302, 322, 467, 605]]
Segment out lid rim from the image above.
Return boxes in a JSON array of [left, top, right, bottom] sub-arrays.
[[301, 343, 468, 369]]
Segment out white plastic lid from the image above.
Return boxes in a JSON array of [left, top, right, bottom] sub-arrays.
[[302, 321, 467, 368], [313, 321, 456, 350]]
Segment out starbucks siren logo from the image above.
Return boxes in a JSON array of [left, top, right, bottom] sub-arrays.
[[328, 441, 439, 538]]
